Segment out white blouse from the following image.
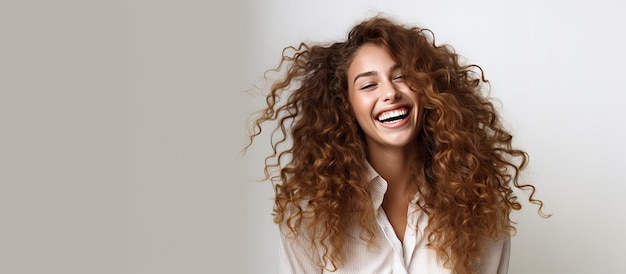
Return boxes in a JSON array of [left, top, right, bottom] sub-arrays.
[[278, 162, 510, 274]]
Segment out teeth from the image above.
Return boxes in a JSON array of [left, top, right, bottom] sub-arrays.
[[377, 108, 408, 123]]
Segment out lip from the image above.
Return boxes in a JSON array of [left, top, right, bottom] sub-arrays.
[[374, 106, 411, 129]]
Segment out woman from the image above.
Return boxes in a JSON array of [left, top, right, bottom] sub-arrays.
[[246, 16, 547, 274]]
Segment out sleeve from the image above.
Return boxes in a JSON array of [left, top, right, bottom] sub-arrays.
[[277, 223, 323, 274], [476, 236, 510, 274], [497, 237, 511, 274]]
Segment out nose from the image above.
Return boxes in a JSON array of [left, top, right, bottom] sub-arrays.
[[381, 82, 400, 102]]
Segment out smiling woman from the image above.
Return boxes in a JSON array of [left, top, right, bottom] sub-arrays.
[[245, 15, 547, 274]]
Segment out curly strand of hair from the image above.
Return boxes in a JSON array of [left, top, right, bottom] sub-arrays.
[[405, 38, 541, 273], [244, 43, 309, 153], [248, 38, 378, 271]]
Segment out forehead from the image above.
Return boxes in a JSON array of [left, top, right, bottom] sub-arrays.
[[347, 43, 398, 76]]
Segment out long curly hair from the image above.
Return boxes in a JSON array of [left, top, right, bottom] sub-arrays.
[[246, 16, 547, 274]]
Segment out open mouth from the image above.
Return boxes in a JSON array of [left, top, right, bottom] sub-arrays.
[[376, 107, 409, 123]]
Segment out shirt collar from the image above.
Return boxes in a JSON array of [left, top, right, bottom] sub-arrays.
[[365, 161, 421, 210], [365, 160, 387, 211]]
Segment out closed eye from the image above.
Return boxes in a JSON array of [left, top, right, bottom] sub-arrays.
[[392, 74, 404, 81], [360, 83, 377, 90]]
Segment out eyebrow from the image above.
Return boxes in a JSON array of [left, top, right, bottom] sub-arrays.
[[352, 71, 377, 84], [352, 64, 402, 84]]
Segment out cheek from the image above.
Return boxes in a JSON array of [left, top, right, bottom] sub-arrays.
[[404, 90, 421, 109], [348, 96, 371, 119]]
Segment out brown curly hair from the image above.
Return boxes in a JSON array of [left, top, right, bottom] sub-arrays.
[[246, 15, 547, 274]]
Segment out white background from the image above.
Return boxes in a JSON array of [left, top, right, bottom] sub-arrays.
[[1, 1, 624, 274]]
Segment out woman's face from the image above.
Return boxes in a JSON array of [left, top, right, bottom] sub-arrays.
[[347, 43, 421, 151]]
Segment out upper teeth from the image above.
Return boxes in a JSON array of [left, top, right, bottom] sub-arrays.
[[377, 108, 408, 122]]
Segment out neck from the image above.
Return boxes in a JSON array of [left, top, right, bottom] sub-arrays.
[[366, 140, 419, 196]]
